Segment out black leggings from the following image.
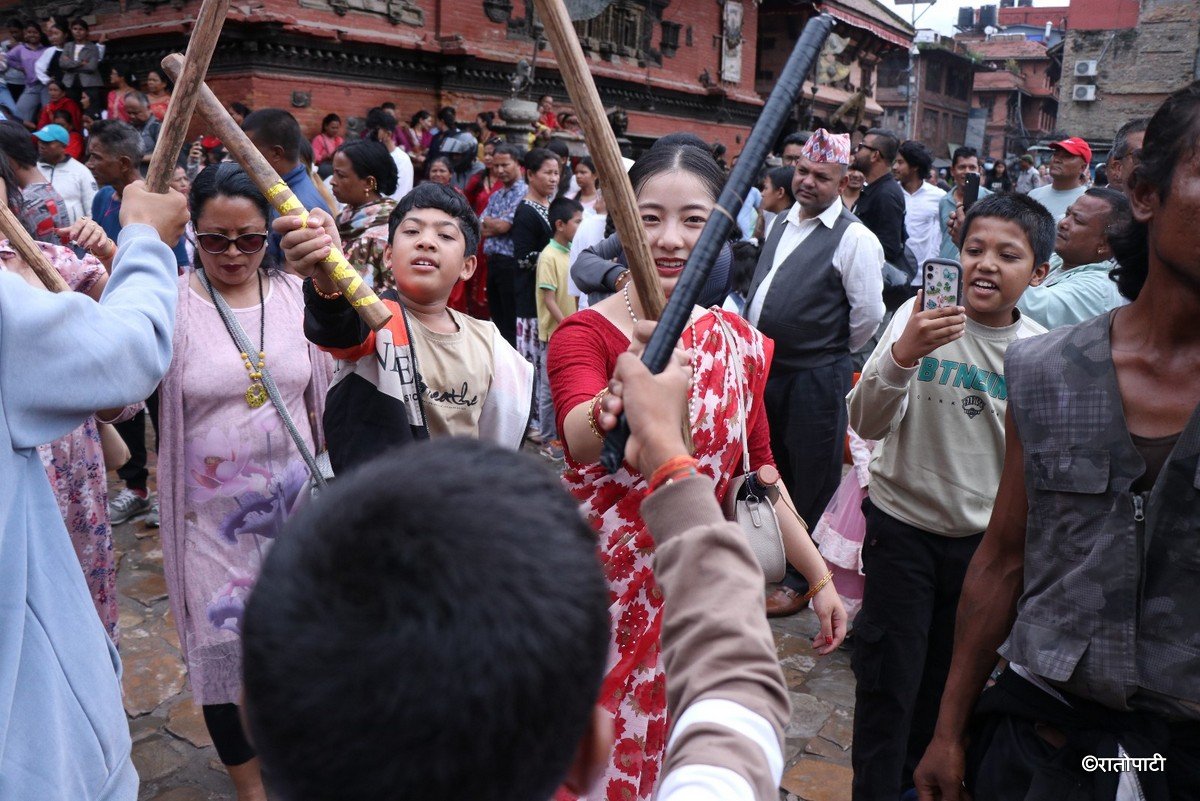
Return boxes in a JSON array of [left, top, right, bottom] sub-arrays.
[[202, 703, 256, 766]]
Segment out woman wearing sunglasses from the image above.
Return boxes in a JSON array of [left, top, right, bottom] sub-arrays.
[[156, 163, 333, 801]]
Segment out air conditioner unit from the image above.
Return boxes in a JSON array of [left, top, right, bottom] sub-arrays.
[[1073, 84, 1097, 101], [1075, 60, 1098, 77]]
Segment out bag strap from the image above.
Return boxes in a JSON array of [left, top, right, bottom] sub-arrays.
[[197, 269, 328, 490], [713, 313, 751, 477]]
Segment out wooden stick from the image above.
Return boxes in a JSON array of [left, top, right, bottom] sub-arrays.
[[161, 54, 392, 330], [0, 203, 69, 292], [532, 0, 666, 320], [145, 0, 232, 193]]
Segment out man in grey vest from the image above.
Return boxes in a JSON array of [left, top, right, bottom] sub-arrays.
[[915, 82, 1200, 801], [745, 128, 885, 617]]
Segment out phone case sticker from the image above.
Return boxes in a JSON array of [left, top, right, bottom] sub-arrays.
[[924, 264, 961, 309]]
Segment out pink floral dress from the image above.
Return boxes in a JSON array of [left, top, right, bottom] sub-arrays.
[[548, 308, 775, 800], [159, 273, 330, 705]]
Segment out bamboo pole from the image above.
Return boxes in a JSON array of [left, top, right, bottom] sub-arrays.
[[532, 0, 666, 320], [0, 203, 69, 292], [145, 0, 232, 193], [162, 53, 392, 330]]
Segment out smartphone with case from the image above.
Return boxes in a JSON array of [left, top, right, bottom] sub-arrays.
[[962, 172, 981, 212], [922, 258, 964, 310]]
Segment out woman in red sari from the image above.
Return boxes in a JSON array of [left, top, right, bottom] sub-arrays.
[[548, 143, 847, 800]]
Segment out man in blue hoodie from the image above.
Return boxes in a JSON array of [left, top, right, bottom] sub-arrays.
[[0, 181, 187, 799]]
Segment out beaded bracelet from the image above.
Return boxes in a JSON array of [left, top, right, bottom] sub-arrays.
[[648, 455, 701, 493], [587, 388, 609, 441], [802, 570, 834, 603], [310, 278, 343, 301]]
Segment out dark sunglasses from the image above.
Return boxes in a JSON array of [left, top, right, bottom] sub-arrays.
[[194, 232, 269, 255]]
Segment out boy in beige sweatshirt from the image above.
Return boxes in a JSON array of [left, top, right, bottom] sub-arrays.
[[845, 193, 1051, 801]]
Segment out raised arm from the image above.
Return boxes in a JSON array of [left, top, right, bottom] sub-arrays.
[[1, 182, 187, 449], [913, 408, 1028, 801]]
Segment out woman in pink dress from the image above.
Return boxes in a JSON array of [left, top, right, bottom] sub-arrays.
[[158, 163, 332, 801], [548, 143, 847, 800]]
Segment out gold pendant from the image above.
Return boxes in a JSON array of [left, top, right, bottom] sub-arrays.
[[245, 382, 267, 408]]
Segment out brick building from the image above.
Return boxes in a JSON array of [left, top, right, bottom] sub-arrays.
[[962, 35, 1059, 161], [875, 33, 982, 160], [31, 0, 769, 148], [756, 0, 913, 137], [1057, 0, 1200, 159]]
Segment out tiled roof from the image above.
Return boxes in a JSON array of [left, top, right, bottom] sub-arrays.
[[973, 71, 1023, 91], [966, 37, 1050, 60]]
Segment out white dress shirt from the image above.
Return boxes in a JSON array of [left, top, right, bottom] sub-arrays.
[[902, 181, 945, 276], [747, 198, 884, 352], [389, 146, 414, 201]]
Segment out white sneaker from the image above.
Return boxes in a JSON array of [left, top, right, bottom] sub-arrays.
[[108, 488, 151, 525]]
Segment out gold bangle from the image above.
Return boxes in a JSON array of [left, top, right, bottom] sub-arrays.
[[587, 388, 608, 441], [802, 570, 833, 604], [311, 279, 343, 301]]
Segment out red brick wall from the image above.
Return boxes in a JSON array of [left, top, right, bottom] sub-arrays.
[[997, 6, 1069, 29], [92, 0, 762, 142], [1065, 0, 1140, 31]]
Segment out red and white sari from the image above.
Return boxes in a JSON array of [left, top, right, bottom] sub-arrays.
[[548, 307, 774, 800]]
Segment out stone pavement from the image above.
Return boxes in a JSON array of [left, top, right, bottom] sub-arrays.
[[111, 466, 855, 801]]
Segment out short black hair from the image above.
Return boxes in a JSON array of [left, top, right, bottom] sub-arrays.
[[960, 192, 1056, 267], [1110, 117, 1149, 161], [1109, 81, 1200, 300], [491, 143, 524, 163], [336, 138, 399, 196], [242, 440, 609, 801], [365, 106, 396, 134], [865, 128, 899, 163], [0, 119, 38, 167], [229, 101, 252, 119], [1082, 186, 1132, 233], [88, 118, 143, 164], [544, 138, 570, 160], [782, 131, 809, 149], [765, 165, 797, 204], [524, 147, 558, 174], [69, 17, 88, 30], [321, 113, 341, 128], [388, 182, 481, 255], [897, 139, 933, 176], [242, 108, 303, 161], [549, 195, 583, 228], [951, 146, 979, 166], [381, 101, 396, 111], [437, 105, 457, 128]]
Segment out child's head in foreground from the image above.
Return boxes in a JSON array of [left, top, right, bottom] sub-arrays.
[[957, 193, 1054, 326], [385, 182, 482, 305], [242, 440, 612, 801]]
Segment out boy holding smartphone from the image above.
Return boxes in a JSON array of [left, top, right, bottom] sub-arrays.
[[845, 193, 1052, 800]]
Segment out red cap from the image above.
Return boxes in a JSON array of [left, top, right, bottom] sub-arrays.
[[1050, 137, 1092, 163], [201, 135, 222, 150]]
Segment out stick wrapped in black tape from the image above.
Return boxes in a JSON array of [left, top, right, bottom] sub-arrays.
[[601, 13, 837, 473]]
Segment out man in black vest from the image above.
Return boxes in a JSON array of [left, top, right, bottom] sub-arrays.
[[915, 81, 1200, 801], [745, 128, 885, 617]]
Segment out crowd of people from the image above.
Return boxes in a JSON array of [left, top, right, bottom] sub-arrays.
[[0, 11, 1196, 801]]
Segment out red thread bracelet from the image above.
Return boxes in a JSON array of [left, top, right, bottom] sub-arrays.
[[648, 456, 700, 493]]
